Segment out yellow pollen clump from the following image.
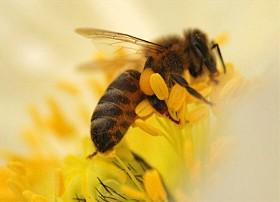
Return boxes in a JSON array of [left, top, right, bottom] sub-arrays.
[[144, 169, 167, 202], [135, 99, 154, 118], [139, 68, 155, 95], [167, 84, 186, 111], [150, 73, 169, 100], [134, 119, 162, 136]]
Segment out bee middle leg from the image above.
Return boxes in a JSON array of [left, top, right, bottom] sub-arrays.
[[147, 95, 179, 124], [171, 74, 213, 106]]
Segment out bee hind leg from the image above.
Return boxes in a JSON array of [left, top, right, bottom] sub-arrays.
[[171, 74, 213, 106], [147, 95, 179, 124]]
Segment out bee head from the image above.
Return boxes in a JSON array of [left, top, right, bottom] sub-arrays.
[[184, 29, 218, 77]]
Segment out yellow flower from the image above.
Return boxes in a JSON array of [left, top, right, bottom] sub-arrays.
[[0, 42, 245, 202]]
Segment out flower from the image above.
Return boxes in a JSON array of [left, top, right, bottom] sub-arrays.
[[1, 1, 278, 201], [0, 41, 247, 202]]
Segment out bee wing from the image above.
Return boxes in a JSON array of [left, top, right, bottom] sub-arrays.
[[78, 57, 145, 73], [75, 28, 166, 54]]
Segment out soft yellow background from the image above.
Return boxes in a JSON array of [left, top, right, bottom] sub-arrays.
[[0, 0, 279, 201]]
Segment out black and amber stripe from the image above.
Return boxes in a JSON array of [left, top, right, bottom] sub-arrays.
[[91, 70, 144, 153]]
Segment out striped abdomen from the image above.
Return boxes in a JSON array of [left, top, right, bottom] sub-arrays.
[[91, 70, 144, 153]]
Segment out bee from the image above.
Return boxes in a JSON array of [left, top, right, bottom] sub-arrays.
[[76, 28, 226, 155]]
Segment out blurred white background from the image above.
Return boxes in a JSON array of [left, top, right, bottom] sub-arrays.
[[0, 0, 279, 201]]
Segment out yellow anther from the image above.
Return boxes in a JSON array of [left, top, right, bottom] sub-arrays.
[[214, 32, 229, 45], [167, 84, 186, 111], [135, 99, 154, 117], [134, 119, 162, 136], [144, 169, 167, 202], [187, 106, 209, 123], [139, 68, 155, 95], [150, 73, 169, 100]]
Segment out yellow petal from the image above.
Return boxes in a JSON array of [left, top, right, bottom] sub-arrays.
[[139, 68, 155, 95], [144, 169, 167, 202], [135, 99, 154, 117], [150, 73, 169, 100]]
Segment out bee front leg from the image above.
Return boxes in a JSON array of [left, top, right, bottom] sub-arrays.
[[171, 74, 213, 106], [211, 42, 226, 74]]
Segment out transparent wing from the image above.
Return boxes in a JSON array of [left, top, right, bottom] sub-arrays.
[[75, 28, 166, 53], [78, 57, 145, 73]]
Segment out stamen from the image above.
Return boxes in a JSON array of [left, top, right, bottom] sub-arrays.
[[120, 186, 146, 200], [114, 155, 144, 192], [143, 169, 167, 202], [150, 73, 169, 100], [134, 119, 162, 136], [139, 68, 155, 95], [167, 84, 186, 111], [135, 99, 154, 118]]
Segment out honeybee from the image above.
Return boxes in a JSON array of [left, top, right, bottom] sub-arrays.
[[76, 28, 226, 155]]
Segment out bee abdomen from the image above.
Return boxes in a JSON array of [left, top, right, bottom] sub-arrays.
[[92, 102, 123, 120], [91, 70, 144, 153]]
